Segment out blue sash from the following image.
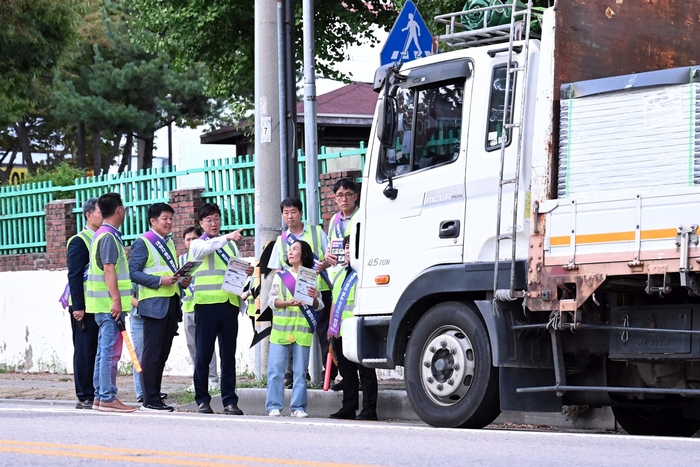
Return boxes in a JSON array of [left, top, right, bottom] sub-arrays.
[[281, 230, 332, 289], [200, 233, 232, 265], [328, 268, 358, 337], [278, 270, 319, 332], [143, 230, 178, 274]]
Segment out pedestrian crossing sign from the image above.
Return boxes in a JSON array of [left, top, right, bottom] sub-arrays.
[[380, 1, 434, 66]]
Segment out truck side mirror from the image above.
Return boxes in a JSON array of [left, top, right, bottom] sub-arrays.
[[378, 95, 397, 149]]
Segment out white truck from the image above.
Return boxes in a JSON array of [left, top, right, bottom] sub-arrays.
[[342, 1, 700, 436]]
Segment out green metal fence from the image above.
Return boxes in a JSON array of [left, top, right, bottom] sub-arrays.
[[0, 182, 55, 254], [0, 145, 366, 254]]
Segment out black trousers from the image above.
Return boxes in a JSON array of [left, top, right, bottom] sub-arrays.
[[194, 301, 239, 407], [141, 295, 181, 406], [335, 336, 378, 412], [316, 290, 337, 380], [69, 309, 99, 401]]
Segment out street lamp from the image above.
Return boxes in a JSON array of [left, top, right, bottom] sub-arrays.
[[166, 93, 173, 168]]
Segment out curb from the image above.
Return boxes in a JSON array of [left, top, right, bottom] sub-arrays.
[[180, 388, 618, 430]]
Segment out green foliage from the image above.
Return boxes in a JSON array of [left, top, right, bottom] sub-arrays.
[[23, 162, 86, 199], [0, 0, 78, 125], [126, 0, 397, 115]]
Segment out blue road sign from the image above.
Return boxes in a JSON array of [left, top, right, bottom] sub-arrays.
[[381, 1, 434, 66]]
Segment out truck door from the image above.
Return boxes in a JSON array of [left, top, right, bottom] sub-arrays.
[[356, 59, 473, 315]]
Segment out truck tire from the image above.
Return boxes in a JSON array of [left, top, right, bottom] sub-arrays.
[[405, 301, 500, 428], [612, 406, 700, 437]]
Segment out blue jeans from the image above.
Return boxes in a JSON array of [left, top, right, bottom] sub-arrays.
[[266, 342, 310, 413], [129, 314, 144, 400], [93, 313, 123, 402]]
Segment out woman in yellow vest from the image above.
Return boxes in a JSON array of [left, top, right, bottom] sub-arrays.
[[265, 240, 324, 418]]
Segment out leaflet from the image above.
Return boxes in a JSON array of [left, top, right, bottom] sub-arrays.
[[330, 238, 345, 265], [221, 257, 250, 296], [174, 261, 203, 278], [293, 266, 317, 306]]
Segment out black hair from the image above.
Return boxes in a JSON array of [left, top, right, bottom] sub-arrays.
[[82, 198, 99, 219], [342, 235, 350, 248], [198, 202, 221, 221], [287, 240, 315, 269], [98, 192, 123, 219], [183, 226, 202, 238], [280, 196, 303, 213], [333, 178, 358, 194], [147, 202, 174, 221]]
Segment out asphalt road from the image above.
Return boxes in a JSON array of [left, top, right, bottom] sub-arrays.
[[1, 400, 699, 467]]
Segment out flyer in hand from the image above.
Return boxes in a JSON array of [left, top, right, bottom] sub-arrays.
[[293, 266, 317, 306], [221, 257, 250, 295], [330, 238, 346, 265], [175, 261, 203, 278]]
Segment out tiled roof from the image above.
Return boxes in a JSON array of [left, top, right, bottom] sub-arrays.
[[296, 82, 376, 116]]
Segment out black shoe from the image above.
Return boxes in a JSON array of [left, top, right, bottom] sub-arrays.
[[160, 392, 168, 400], [137, 397, 143, 403], [75, 399, 93, 409], [223, 404, 243, 416], [141, 402, 174, 412], [330, 380, 345, 392], [198, 402, 214, 414], [356, 410, 378, 421], [329, 408, 356, 420]]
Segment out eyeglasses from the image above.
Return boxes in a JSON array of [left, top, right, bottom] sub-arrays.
[[201, 216, 221, 224], [335, 192, 356, 199]]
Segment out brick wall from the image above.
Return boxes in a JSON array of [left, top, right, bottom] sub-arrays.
[[170, 188, 204, 257], [320, 170, 362, 231]]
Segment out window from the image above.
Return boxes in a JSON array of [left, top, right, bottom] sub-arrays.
[[486, 65, 517, 151], [380, 81, 464, 180]]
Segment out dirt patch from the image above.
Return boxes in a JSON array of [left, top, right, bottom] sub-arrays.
[[0, 372, 191, 402]]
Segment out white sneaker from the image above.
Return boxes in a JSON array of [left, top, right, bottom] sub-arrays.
[[268, 409, 282, 417], [291, 410, 309, 418], [208, 381, 220, 391], [185, 384, 195, 393]]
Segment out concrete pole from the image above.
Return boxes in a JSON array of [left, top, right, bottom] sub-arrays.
[[302, 0, 322, 384], [254, 0, 281, 381]]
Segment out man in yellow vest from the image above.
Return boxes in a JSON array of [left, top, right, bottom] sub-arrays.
[[180, 226, 219, 393], [324, 178, 359, 391], [64, 197, 102, 409], [268, 197, 333, 382], [85, 192, 135, 413], [129, 203, 191, 412], [188, 203, 253, 415]]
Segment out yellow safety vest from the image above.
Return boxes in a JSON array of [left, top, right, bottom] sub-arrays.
[[85, 229, 131, 313], [137, 235, 179, 301], [192, 240, 240, 307], [269, 273, 320, 347], [66, 229, 94, 307]]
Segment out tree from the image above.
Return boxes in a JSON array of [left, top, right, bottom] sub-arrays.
[[52, 0, 228, 172], [126, 0, 397, 114]]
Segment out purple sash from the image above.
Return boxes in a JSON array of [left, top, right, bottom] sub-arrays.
[[200, 233, 232, 265], [95, 224, 123, 245], [143, 230, 178, 273], [328, 268, 358, 337], [277, 270, 319, 332], [180, 254, 195, 294], [329, 212, 344, 240]]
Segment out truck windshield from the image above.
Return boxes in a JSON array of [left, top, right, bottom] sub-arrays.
[[380, 80, 463, 180]]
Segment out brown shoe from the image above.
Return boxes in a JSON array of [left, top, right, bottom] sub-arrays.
[[98, 399, 135, 413], [92, 400, 101, 409]]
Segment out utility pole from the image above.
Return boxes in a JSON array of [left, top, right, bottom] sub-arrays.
[[254, 0, 281, 380], [302, 0, 322, 384]]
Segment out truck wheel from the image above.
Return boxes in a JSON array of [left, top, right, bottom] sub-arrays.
[[405, 301, 500, 428], [612, 406, 700, 437]]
